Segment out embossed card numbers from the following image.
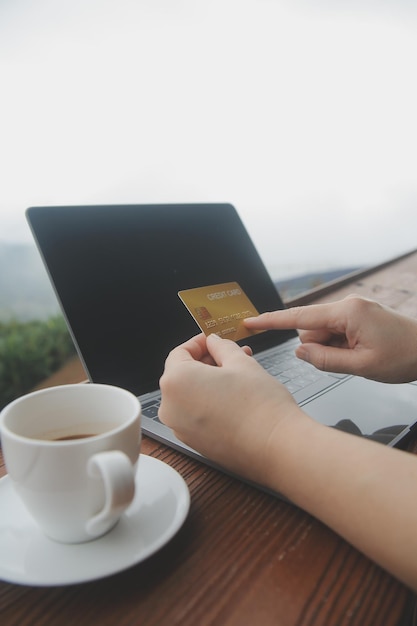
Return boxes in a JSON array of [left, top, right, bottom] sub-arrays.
[[178, 282, 263, 341]]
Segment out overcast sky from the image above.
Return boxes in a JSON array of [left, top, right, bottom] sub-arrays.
[[1, 0, 417, 278]]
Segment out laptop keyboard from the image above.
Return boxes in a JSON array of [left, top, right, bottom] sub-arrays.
[[256, 345, 346, 403], [141, 401, 161, 420], [142, 343, 347, 422]]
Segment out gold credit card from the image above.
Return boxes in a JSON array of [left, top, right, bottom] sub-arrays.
[[178, 281, 261, 341]]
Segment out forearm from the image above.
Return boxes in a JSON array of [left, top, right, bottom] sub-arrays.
[[265, 410, 417, 591]]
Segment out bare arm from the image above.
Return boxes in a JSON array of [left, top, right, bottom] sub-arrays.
[[266, 405, 417, 592], [159, 333, 417, 591]]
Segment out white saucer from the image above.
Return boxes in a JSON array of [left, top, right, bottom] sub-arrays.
[[0, 454, 190, 586]]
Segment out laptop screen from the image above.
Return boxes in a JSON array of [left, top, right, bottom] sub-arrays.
[[26, 204, 297, 396]]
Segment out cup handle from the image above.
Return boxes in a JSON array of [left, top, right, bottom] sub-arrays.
[[86, 450, 136, 537]]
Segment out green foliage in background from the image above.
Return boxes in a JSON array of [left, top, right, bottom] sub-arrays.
[[0, 316, 76, 411]]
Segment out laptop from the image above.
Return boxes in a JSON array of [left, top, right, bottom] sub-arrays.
[[26, 203, 417, 475]]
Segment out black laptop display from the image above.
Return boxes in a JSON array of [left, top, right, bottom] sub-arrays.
[[26, 204, 417, 469]]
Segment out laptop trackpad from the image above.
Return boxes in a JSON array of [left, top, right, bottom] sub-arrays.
[[302, 377, 417, 442]]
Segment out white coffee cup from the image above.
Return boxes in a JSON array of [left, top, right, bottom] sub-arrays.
[[0, 383, 141, 543]]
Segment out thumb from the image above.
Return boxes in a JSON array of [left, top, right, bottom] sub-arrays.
[[206, 333, 246, 366]]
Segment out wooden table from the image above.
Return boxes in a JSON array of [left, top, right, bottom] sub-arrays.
[[2, 251, 417, 625]]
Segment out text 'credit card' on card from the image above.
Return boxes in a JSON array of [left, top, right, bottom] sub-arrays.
[[178, 282, 263, 341]]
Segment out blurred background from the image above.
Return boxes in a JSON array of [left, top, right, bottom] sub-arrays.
[[1, 0, 417, 402]]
